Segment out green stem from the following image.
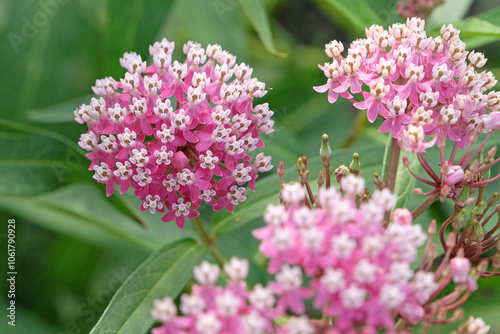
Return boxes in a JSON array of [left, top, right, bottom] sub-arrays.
[[411, 192, 440, 220], [384, 138, 401, 223], [192, 216, 226, 268], [386, 137, 401, 193]]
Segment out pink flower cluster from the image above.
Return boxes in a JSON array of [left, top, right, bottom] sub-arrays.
[[75, 39, 274, 228], [254, 176, 436, 331], [397, 0, 445, 19], [151, 175, 481, 333], [315, 18, 499, 154], [151, 258, 290, 334]]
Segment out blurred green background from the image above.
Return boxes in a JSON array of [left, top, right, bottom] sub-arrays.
[[1, 0, 500, 333]]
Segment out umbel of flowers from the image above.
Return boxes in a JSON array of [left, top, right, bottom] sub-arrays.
[[151, 174, 485, 333], [75, 39, 274, 228], [315, 17, 500, 208]]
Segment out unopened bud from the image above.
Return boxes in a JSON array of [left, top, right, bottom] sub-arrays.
[[349, 153, 360, 175], [452, 208, 466, 230], [320, 134, 332, 167], [478, 259, 489, 273], [428, 220, 437, 235], [374, 172, 385, 190], [493, 254, 500, 270], [478, 148, 485, 163], [457, 186, 470, 204], [470, 128, 479, 143], [402, 156, 410, 167], [317, 170, 326, 188], [485, 195, 500, 211], [447, 232, 456, 248], [452, 308, 464, 320], [469, 202, 484, 221], [414, 188, 423, 195], [297, 157, 305, 171], [299, 169, 310, 184], [465, 197, 477, 206], [488, 146, 497, 159], [469, 160, 479, 173], [278, 161, 284, 176], [480, 157, 493, 180]]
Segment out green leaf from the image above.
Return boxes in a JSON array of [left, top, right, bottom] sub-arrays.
[[90, 239, 209, 334], [312, 0, 383, 36], [0, 183, 167, 254], [453, 18, 500, 38], [238, 0, 286, 57], [0, 298, 59, 334], [102, 0, 175, 75], [26, 95, 95, 123], [394, 150, 419, 210], [163, 0, 247, 58], [426, 0, 474, 30], [0, 118, 87, 195]]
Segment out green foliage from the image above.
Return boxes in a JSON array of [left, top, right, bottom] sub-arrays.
[[90, 239, 210, 334], [238, 0, 286, 57], [312, 0, 384, 36]]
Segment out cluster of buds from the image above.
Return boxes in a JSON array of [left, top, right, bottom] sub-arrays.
[[397, 0, 445, 19], [437, 192, 500, 277], [75, 39, 274, 228], [315, 17, 500, 211]]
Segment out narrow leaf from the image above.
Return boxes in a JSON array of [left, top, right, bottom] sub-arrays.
[[313, 0, 383, 36], [0, 183, 167, 254], [426, 0, 474, 30], [453, 18, 500, 38], [26, 95, 95, 123], [239, 0, 286, 57], [90, 239, 209, 334], [394, 150, 419, 210], [0, 118, 87, 195]]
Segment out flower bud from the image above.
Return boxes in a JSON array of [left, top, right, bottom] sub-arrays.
[[450, 249, 470, 284], [320, 133, 332, 167], [317, 170, 326, 188], [349, 153, 361, 175], [445, 165, 464, 186], [487, 192, 500, 207]]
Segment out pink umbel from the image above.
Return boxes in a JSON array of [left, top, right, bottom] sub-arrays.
[[315, 18, 500, 208], [76, 40, 274, 228], [152, 176, 482, 333]]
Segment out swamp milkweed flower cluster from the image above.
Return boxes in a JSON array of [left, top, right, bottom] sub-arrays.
[[75, 39, 274, 228], [151, 177, 483, 333], [315, 17, 500, 210]]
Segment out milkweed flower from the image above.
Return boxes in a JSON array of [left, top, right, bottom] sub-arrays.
[[315, 18, 500, 207], [315, 18, 498, 151], [152, 176, 482, 333], [75, 39, 274, 228]]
